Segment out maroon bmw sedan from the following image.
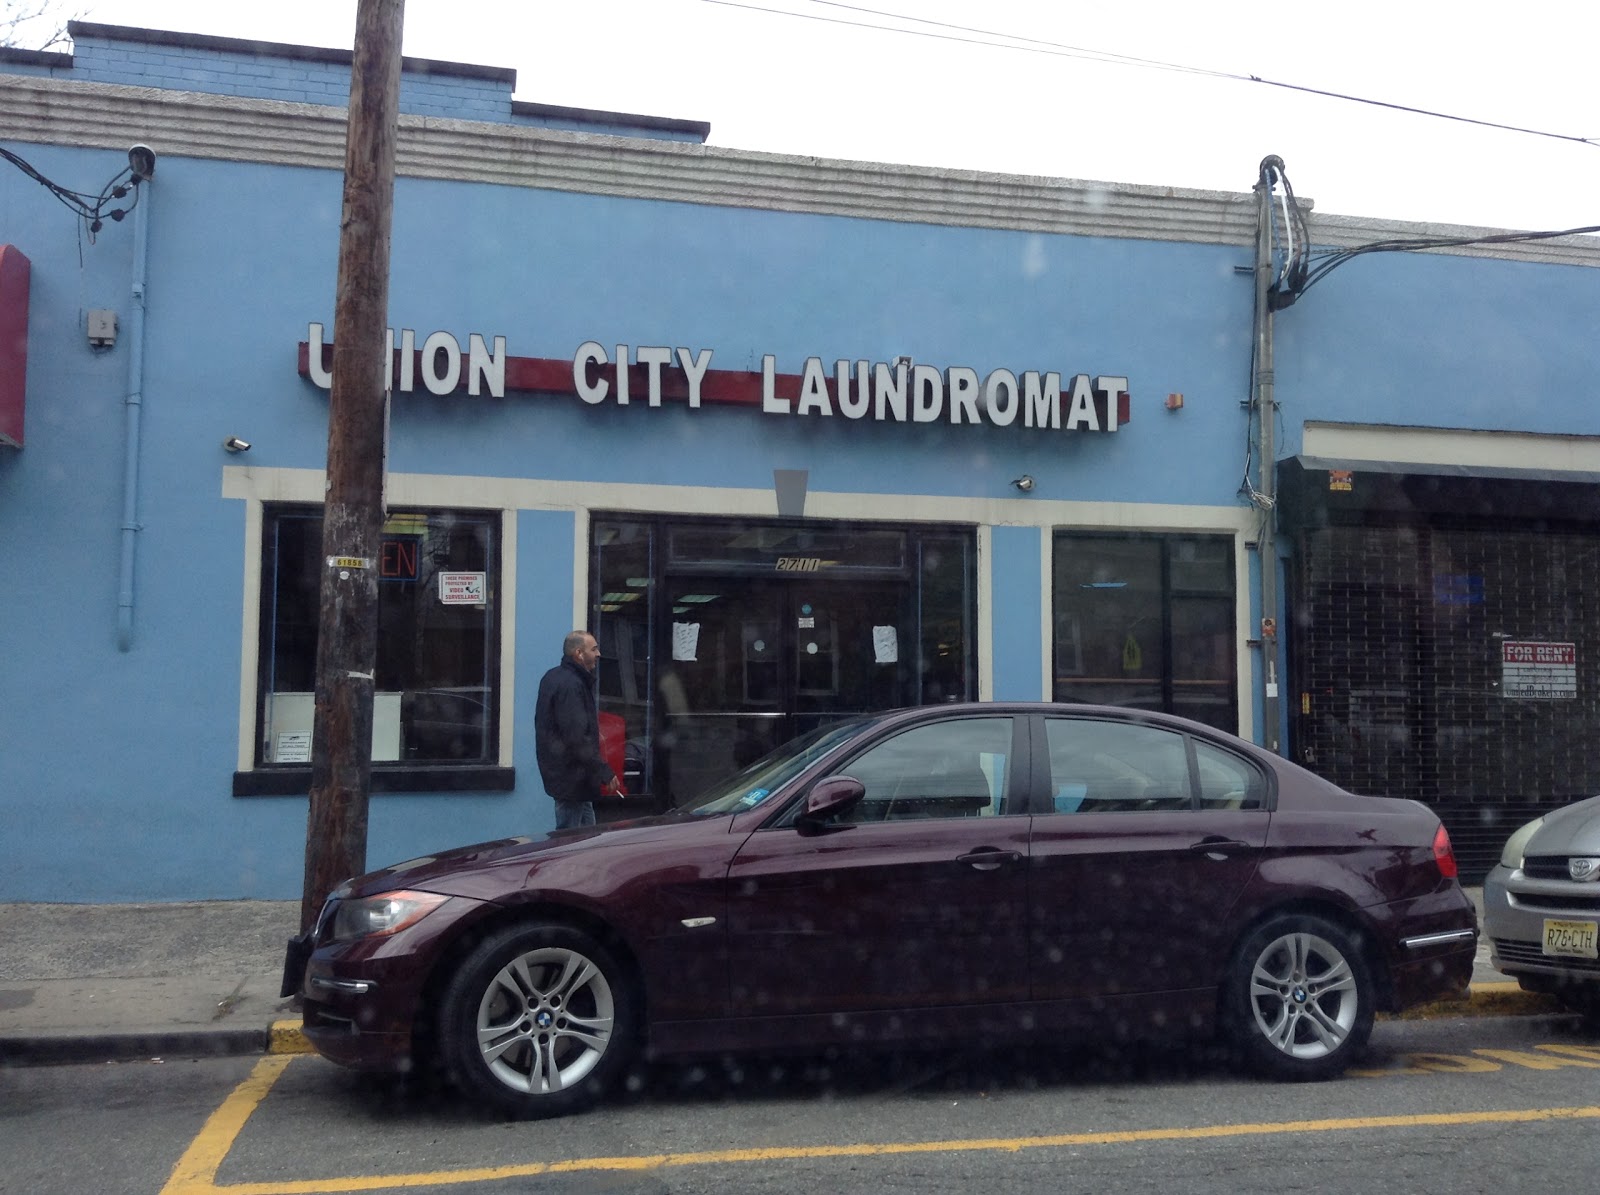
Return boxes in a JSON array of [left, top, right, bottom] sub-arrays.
[[285, 703, 1477, 1117]]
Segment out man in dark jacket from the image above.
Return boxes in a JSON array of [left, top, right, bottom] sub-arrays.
[[535, 630, 619, 829]]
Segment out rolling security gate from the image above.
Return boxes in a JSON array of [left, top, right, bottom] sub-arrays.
[[1290, 516, 1600, 881]]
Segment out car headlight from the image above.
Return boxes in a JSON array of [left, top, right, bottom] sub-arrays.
[[330, 890, 449, 941], [1499, 817, 1546, 872]]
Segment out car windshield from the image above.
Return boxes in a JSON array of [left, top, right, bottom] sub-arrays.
[[681, 718, 876, 816]]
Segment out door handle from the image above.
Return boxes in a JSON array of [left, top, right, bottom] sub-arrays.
[[956, 848, 1021, 871], [1189, 836, 1254, 859]]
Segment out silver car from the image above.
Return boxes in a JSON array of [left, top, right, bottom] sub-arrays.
[[1483, 795, 1600, 1023]]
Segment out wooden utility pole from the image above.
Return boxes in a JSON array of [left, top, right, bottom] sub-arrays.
[[301, 0, 406, 931]]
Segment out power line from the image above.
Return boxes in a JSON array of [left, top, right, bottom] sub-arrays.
[[1242, 76, 1599, 149], [703, 0, 1600, 149], [1284, 222, 1600, 305], [702, 0, 1234, 77], [1246, 156, 1600, 307], [0, 144, 147, 239]]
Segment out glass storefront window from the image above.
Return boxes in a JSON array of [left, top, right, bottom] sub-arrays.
[[256, 506, 499, 766], [1053, 533, 1236, 732], [592, 521, 655, 796], [665, 524, 908, 572], [592, 516, 976, 811], [919, 535, 972, 705]]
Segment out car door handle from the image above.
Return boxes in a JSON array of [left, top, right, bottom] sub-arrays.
[[956, 848, 1022, 871], [1189, 836, 1254, 858]]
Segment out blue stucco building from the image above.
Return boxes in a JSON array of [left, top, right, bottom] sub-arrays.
[[4, 23, 1598, 900]]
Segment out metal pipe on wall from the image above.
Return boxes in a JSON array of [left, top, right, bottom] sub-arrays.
[[1252, 157, 1282, 754], [116, 171, 151, 652]]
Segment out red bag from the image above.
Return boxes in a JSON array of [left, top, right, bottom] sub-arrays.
[[597, 712, 628, 796]]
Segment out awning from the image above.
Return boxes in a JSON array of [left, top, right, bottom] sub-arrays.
[[0, 244, 30, 449], [1278, 454, 1600, 529]]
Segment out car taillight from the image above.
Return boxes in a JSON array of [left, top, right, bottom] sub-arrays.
[[1432, 823, 1459, 879]]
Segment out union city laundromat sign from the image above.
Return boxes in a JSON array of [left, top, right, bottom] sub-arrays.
[[298, 324, 1131, 431]]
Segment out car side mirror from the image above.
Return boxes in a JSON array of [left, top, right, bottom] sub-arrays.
[[795, 775, 865, 830]]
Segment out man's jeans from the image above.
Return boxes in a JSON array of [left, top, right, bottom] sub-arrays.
[[553, 799, 596, 830]]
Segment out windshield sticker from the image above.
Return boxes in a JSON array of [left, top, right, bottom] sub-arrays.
[[739, 789, 769, 807]]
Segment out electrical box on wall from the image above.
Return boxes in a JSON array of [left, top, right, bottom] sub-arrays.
[[87, 309, 117, 347]]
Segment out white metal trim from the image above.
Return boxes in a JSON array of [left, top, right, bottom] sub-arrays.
[[977, 525, 994, 701], [236, 496, 264, 772], [1303, 422, 1600, 474], [499, 507, 517, 766], [9, 73, 1597, 264], [571, 506, 590, 636], [1039, 530, 1054, 701], [222, 466, 1254, 532]]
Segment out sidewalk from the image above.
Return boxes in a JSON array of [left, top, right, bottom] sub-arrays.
[[0, 899, 307, 1064], [0, 889, 1562, 1067]]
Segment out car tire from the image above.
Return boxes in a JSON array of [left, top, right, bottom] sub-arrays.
[[437, 921, 637, 1118], [1222, 914, 1375, 1081]]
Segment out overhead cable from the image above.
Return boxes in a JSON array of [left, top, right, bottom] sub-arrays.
[[705, 0, 1600, 149]]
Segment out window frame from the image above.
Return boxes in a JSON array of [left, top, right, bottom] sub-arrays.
[[1051, 530, 1239, 732], [232, 501, 513, 797]]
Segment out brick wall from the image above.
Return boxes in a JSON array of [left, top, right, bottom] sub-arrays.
[[69, 33, 512, 121]]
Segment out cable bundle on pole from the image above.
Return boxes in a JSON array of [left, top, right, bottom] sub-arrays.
[[0, 145, 147, 239]]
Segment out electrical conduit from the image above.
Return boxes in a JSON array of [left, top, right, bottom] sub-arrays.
[[116, 177, 150, 652]]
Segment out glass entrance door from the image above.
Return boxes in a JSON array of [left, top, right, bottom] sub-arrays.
[[658, 576, 914, 805], [592, 515, 977, 816]]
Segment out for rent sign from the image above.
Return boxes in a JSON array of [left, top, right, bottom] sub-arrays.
[[1501, 640, 1577, 700]]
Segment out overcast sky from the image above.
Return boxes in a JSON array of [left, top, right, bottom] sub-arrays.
[[30, 0, 1600, 234]]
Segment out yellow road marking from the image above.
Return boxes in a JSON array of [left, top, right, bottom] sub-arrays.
[[160, 1055, 293, 1195], [1474, 1048, 1600, 1070], [268, 1020, 313, 1055], [1350, 1041, 1600, 1077], [161, 1058, 1600, 1195]]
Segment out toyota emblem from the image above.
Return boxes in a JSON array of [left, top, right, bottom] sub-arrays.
[[1570, 857, 1600, 882]]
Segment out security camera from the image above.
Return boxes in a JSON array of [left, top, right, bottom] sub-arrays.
[[1011, 474, 1035, 492], [222, 436, 251, 453], [127, 145, 156, 182]]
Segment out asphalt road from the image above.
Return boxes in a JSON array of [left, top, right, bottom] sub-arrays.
[[4, 1014, 1599, 1195]]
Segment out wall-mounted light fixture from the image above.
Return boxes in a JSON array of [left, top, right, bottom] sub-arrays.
[[222, 436, 251, 453], [127, 144, 157, 182], [1011, 474, 1035, 492]]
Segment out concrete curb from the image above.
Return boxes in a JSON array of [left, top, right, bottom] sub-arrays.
[[0, 984, 1565, 1068], [0, 1027, 274, 1065], [1385, 981, 1564, 1021], [269, 1018, 314, 1055]]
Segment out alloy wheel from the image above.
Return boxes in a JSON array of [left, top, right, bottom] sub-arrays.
[[1247, 930, 1359, 1060], [475, 945, 616, 1094]]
